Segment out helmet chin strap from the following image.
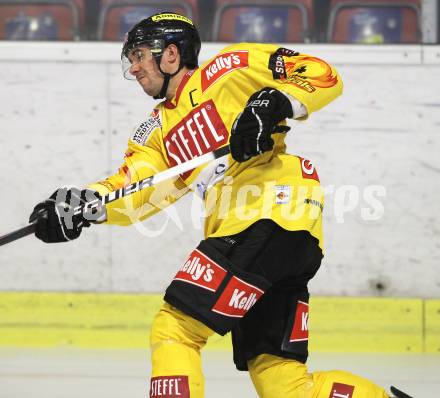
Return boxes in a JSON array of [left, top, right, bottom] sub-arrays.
[[153, 61, 183, 100]]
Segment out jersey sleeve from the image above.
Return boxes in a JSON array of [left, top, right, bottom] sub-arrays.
[[88, 112, 189, 226], [225, 44, 343, 118]]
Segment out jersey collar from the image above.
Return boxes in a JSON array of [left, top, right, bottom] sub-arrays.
[[164, 68, 197, 109]]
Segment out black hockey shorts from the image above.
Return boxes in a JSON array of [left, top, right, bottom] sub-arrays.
[[164, 219, 322, 370]]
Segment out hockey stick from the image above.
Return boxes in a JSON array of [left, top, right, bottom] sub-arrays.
[[0, 145, 230, 247]]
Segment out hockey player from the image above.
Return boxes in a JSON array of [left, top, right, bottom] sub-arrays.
[[29, 12, 411, 398]]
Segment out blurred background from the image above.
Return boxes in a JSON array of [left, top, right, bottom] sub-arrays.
[[0, 1, 439, 397], [0, 0, 437, 43]]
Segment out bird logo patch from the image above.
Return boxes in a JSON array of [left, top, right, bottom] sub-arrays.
[[269, 48, 338, 93]]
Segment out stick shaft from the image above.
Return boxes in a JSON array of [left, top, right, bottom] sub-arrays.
[[78, 145, 230, 214], [0, 223, 36, 247], [150, 145, 230, 185], [0, 145, 230, 247]]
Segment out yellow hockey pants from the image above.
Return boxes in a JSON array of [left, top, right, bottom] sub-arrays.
[[150, 303, 389, 398]]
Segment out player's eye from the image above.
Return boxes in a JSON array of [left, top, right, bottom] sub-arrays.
[[135, 50, 144, 63], [129, 49, 144, 64]]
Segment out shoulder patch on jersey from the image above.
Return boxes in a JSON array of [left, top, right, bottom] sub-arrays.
[[268, 47, 300, 80], [201, 51, 249, 92], [268, 48, 338, 93], [131, 108, 161, 146]]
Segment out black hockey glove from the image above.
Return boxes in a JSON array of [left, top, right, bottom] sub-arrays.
[[29, 187, 104, 243], [230, 87, 293, 162]]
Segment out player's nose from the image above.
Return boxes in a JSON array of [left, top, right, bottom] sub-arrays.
[[129, 62, 141, 77]]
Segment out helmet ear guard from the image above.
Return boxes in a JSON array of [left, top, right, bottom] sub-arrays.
[[121, 12, 201, 98]]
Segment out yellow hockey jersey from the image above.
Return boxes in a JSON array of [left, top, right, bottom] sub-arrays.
[[89, 43, 343, 250]]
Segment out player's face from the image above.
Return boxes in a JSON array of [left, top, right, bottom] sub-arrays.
[[128, 46, 164, 96]]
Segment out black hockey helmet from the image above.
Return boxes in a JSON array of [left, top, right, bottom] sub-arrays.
[[121, 12, 201, 98]]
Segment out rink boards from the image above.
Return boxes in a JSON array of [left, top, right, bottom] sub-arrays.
[[0, 292, 438, 353]]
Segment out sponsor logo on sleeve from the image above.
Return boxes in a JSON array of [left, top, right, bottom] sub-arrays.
[[150, 375, 189, 398], [201, 51, 249, 92], [268, 47, 338, 93], [131, 108, 161, 146], [269, 47, 300, 80], [212, 277, 264, 318], [173, 249, 227, 292], [289, 300, 309, 342], [328, 383, 355, 398], [299, 157, 320, 182], [164, 99, 228, 179]]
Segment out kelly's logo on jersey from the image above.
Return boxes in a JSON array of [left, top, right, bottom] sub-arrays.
[[212, 277, 264, 318], [173, 249, 227, 292], [201, 51, 249, 92], [269, 48, 338, 93], [164, 100, 228, 179]]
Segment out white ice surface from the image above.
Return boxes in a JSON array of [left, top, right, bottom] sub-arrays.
[[0, 349, 438, 397]]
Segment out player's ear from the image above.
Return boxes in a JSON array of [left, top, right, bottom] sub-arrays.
[[164, 44, 180, 63]]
